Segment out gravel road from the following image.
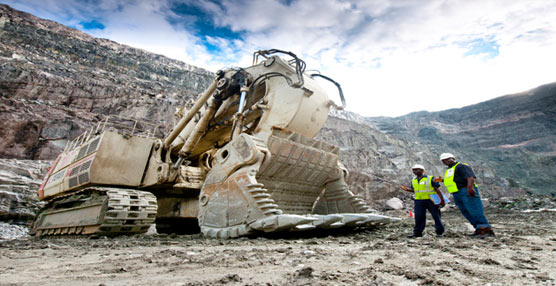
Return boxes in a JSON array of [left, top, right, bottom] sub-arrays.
[[1, 206, 555, 286]]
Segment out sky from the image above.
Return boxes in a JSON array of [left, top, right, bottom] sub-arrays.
[[3, 0, 556, 117]]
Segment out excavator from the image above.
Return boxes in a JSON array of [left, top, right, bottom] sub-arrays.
[[31, 49, 399, 238]]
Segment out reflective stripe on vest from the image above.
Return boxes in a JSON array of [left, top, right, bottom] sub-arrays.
[[444, 162, 478, 193], [411, 175, 436, 200], [444, 162, 460, 193]]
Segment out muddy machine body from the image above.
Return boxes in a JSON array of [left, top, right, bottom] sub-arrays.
[[33, 50, 398, 238]]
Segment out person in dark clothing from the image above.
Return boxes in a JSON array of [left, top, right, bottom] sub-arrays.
[[400, 164, 445, 238], [439, 153, 494, 238]]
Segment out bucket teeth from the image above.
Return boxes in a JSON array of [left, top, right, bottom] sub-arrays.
[[339, 214, 369, 226], [357, 214, 402, 225], [250, 215, 317, 232], [201, 224, 250, 239], [251, 193, 270, 199], [201, 212, 401, 238], [249, 213, 400, 233], [329, 221, 346, 228], [291, 212, 404, 231], [294, 214, 343, 230], [294, 223, 317, 231], [310, 214, 343, 227], [247, 183, 265, 188], [256, 198, 276, 204]]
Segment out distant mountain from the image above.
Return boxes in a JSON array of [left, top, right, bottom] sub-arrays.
[[0, 3, 526, 215], [368, 83, 556, 194]]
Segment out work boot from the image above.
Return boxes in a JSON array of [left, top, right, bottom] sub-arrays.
[[407, 233, 423, 238], [476, 228, 496, 239], [436, 231, 444, 237], [467, 229, 481, 237], [472, 227, 496, 239]]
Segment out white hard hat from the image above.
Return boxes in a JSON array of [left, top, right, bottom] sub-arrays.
[[440, 153, 455, 160], [412, 164, 425, 170]]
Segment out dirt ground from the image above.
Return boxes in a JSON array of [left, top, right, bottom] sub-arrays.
[[1, 207, 555, 286]]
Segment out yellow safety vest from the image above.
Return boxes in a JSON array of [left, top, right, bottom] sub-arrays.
[[444, 162, 477, 193], [411, 175, 436, 200]]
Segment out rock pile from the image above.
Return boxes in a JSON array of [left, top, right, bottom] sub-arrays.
[[0, 222, 28, 241], [492, 195, 556, 211]]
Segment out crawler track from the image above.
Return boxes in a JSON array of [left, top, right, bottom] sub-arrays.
[[31, 187, 157, 237]]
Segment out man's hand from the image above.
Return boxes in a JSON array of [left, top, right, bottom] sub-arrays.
[[400, 185, 411, 192], [467, 187, 476, 197], [466, 177, 476, 197], [433, 176, 444, 183], [439, 199, 446, 207]]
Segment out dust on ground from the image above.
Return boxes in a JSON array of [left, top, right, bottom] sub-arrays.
[[1, 206, 556, 286]]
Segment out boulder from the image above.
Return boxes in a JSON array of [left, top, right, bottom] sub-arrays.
[[385, 197, 404, 210]]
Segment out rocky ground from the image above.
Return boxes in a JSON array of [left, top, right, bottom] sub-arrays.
[[1, 199, 555, 286]]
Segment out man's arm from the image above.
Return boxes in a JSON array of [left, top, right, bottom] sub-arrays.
[[431, 177, 445, 205], [466, 177, 476, 197], [433, 186, 445, 206], [400, 179, 414, 193], [400, 185, 414, 193], [400, 185, 413, 193], [457, 164, 477, 197]]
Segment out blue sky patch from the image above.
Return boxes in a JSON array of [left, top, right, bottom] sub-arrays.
[[204, 39, 222, 53], [79, 19, 105, 30], [461, 37, 500, 59], [279, 0, 295, 6], [168, 1, 242, 39], [167, 1, 243, 56]]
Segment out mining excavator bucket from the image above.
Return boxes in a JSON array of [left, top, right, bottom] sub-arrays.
[[197, 129, 399, 238]]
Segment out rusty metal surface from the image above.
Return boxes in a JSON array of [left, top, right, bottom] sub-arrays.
[[257, 129, 339, 215], [90, 132, 154, 186], [41, 131, 154, 200], [197, 132, 400, 238], [39, 203, 104, 228], [156, 197, 199, 219]]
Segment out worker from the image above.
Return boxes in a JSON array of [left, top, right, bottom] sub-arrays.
[[400, 164, 445, 238], [439, 153, 495, 238]]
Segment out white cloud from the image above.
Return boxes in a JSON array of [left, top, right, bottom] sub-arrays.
[[4, 0, 556, 116], [207, 0, 556, 116]]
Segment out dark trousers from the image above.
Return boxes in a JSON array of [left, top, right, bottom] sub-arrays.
[[413, 199, 444, 235]]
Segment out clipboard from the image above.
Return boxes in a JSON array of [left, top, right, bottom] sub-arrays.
[[429, 193, 450, 205]]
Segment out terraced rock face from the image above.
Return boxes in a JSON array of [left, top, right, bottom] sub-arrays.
[[0, 4, 213, 159], [317, 116, 525, 205], [367, 83, 556, 194], [0, 159, 50, 223]]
